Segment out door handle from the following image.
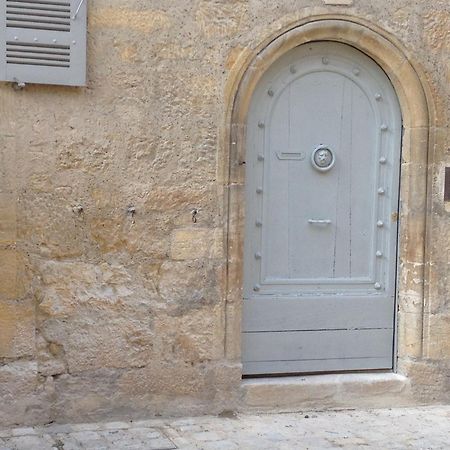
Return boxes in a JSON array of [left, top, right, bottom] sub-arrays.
[[308, 219, 331, 224]]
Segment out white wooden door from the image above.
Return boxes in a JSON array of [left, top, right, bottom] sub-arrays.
[[242, 42, 402, 375]]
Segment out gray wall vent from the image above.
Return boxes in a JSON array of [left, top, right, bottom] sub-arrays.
[[0, 0, 87, 86]]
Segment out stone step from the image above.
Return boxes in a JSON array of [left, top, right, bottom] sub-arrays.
[[240, 372, 414, 411]]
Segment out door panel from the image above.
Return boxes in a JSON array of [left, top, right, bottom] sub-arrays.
[[243, 329, 393, 363], [243, 357, 393, 376], [243, 296, 394, 331], [242, 42, 401, 375], [265, 71, 376, 281]]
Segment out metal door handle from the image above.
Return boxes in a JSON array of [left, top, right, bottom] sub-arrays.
[[308, 219, 331, 224]]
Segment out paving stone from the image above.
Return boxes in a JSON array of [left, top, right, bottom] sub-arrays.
[[68, 431, 109, 450], [127, 427, 164, 439], [51, 435, 82, 450], [144, 438, 177, 449], [102, 421, 132, 430], [131, 420, 165, 428], [42, 424, 73, 434], [69, 423, 101, 432], [165, 436, 191, 448], [175, 424, 204, 433], [200, 440, 240, 450], [191, 431, 225, 442], [9, 428, 36, 437], [3, 435, 54, 450], [99, 430, 147, 449], [0, 440, 13, 450], [0, 406, 448, 449]]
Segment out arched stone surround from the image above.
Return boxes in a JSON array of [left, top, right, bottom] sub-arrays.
[[222, 17, 433, 381]]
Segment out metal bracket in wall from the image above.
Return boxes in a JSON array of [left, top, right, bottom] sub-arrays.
[[445, 167, 450, 202]]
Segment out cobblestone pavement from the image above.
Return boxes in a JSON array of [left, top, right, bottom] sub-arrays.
[[0, 406, 448, 449]]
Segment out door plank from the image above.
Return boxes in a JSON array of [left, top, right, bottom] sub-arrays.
[[242, 329, 393, 362], [243, 357, 393, 375], [263, 88, 291, 280], [243, 296, 395, 331]]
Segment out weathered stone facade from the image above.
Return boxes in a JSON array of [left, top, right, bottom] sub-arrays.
[[0, 0, 448, 427]]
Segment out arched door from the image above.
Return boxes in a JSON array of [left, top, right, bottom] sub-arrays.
[[242, 42, 402, 375]]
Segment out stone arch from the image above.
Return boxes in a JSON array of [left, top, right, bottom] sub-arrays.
[[223, 17, 433, 374]]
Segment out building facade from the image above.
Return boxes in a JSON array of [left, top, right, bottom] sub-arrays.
[[0, 0, 449, 426]]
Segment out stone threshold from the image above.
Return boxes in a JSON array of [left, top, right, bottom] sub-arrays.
[[240, 372, 414, 411]]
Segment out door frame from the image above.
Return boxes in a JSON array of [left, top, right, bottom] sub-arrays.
[[222, 16, 434, 376]]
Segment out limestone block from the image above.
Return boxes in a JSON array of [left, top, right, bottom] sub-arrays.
[[158, 260, 222, 315], [88, 217, 127, 254], [18, 196, 86, 259], [90, 7, 171, 34], [397, 288, 423, 315], [241, 373, 412, 411], [424, 313, 450, 360], [0, 193, 16, 244], [398, 211, 426, 264], [389, 8, 422, 47], [397, 311, 423, 359], [0, 361, 38, 401], [50, 363, 240, 423], [423, 11, 450, 52], [36, 333, 67, 377], [0, 249, 18, 299], [0, 299, 35, 358], [118, 362, 208, 398], [142, 185, 215, 215], [154, 306, 224, 363], [425, 256, 450, 315], [36, 260, 143, 319], [224, 302, 243, 360], [170, 228, 223, 260], [152, 43, 196, 61], [39, 260, 132, 294], [429, 127, 450, 171], [52, 369, 120, 423], [0, 362, 52, 427], [0, 249, 26, 300], [38, 359, 67, 378], [398, 359, 450, 403], [323, 0, 353, 4], [400, 127, 428, 166], [196, 2, 248, 38], [242, 376, 337, 410], [35, 260, 160, 372], [117, 361, 241, 414], [61, 315, 155, 373]]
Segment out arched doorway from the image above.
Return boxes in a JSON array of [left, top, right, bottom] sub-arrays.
[[223, 18, 431, 380]]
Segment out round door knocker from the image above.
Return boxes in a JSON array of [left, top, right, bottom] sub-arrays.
[[311, 145, 335, 172]]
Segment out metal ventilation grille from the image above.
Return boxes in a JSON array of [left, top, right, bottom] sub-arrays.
[[6, 0, 71, 32], [1, 0, 86, 85], [6, 41, 70, 67]]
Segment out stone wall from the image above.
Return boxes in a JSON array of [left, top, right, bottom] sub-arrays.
[[0, 0, 448, 427]]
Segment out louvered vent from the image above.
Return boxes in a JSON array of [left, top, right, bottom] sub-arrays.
[[7, 41, 70, 67], [6, 1, 71, 32], [1, 0, 87, 86]]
